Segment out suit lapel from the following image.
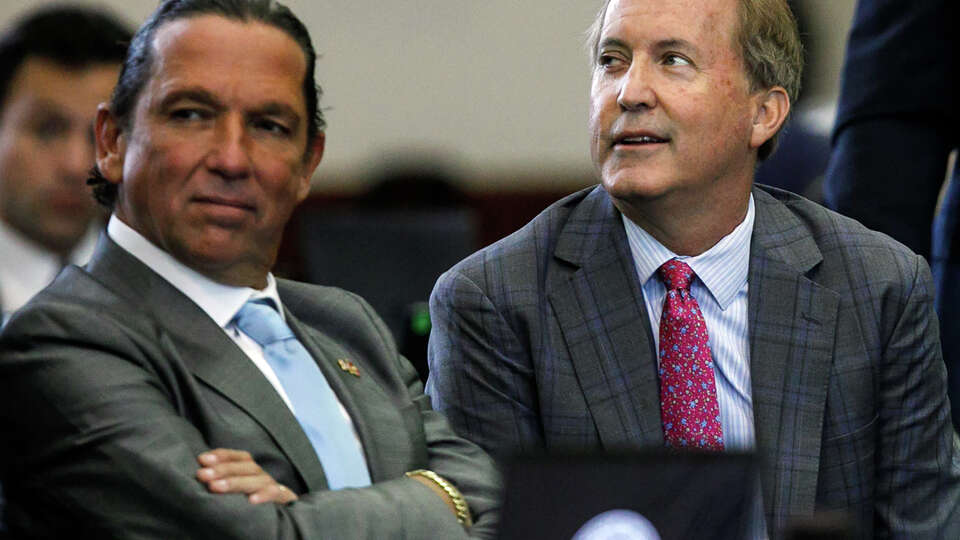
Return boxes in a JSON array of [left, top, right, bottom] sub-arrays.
[[547, 187, 663, 449], [85, 236, 329, 491], [748, 187, 840, 528]]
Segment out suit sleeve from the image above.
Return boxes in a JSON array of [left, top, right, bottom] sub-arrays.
[[0, 299, 497, 539], [425, 268, 545, 457], [347, 290, 503, 539], [875, 253, 960, 536]]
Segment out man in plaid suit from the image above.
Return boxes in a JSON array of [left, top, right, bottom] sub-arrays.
[[426, 0, 960, 537]]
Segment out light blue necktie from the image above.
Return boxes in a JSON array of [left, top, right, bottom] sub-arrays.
[[233, 299, 371, 490]]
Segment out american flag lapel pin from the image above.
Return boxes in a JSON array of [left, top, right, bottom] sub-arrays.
[[337, 358, 360, 377]]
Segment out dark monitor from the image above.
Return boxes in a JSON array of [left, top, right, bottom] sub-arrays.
[[498, 452, 758, 540]]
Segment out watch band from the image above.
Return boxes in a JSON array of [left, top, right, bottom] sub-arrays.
[[405, 469, 473, 528]]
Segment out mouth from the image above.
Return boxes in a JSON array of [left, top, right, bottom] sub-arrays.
[[192, 196, 257, 223], [612, 131, 670, 149], [193, 196, 256, 211]]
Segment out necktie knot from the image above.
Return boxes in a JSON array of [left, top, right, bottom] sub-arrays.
[[233, 299, 294, 346], [659, 259, 695, 291]]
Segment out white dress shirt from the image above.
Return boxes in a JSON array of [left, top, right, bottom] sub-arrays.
[[0, 219, 98, 322], [107, 215, 365, 457]]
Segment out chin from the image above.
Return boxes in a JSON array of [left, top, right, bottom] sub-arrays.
[[600, 169, 674, 203]]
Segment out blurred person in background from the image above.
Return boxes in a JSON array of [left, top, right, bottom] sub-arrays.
[[0, 6, 130, 323]]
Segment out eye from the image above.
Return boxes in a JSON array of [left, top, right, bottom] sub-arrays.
[[662, 53, 692, 67], [252, 118, 292, 136], [32, 116, 70, 141], [170, 108, 211, 122], [597, 52, 629, 71]]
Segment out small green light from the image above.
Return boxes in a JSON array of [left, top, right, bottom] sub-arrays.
[[410, 302, 431, 336]]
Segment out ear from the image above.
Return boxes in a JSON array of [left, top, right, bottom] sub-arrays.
[[296, 131, 325, 202], [748, 86, 790, 151], [95, 103, 126, 184]]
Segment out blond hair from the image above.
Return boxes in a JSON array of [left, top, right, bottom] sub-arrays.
[[585, 0, 804, 160]]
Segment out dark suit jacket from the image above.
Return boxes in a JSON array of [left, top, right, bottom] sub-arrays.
[[824, 0, 960, 427], [426, 184, 960, 538], [0, 236, 500, 539]]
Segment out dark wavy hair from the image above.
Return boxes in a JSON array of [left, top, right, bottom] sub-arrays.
[[88, 0, 325, 208]]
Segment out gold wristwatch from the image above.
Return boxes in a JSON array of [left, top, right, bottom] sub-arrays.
[[405, 469, 473, 528]]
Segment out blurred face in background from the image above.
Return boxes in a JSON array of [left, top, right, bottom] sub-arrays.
[[0, 57, 119, 256]]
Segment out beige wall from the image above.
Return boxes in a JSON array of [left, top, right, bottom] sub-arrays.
[[0, 0, 856, 192], [801, 0, 858, 108]]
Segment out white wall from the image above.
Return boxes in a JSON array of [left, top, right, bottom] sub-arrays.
[[0, 0, 856, 193]]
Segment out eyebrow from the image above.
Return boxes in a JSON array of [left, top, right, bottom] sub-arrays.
[[157, 87, 302, 127], [597, 37, 630, 53], [597, 37, 702, 57], [653, 38, 700, 57], [156, 87, 224, 112]]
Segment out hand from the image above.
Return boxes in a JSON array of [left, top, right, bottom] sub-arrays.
[[196, 448, 298, 504]]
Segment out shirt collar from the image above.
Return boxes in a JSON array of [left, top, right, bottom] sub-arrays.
[[107, 214, 283, 327], [0, 218, 97, 267], [0, 219, 99, 314], [621, 194, 754, 310]]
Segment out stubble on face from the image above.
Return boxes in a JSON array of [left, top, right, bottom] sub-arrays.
[[587, 0, 761, 254], [109, 16, 318, 288]]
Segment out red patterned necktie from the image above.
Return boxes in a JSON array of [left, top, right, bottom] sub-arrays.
[[658, 259, 724, 451]]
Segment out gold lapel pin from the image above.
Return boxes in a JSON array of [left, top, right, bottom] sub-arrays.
[[337, 358, 360, 377]]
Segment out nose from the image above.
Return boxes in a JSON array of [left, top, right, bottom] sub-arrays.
[[617, 60, 657, 111], [207, 115, 252, 180], [58, 129, 94, 183]]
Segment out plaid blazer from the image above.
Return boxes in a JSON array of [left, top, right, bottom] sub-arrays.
[[426, 184, 960, 538]]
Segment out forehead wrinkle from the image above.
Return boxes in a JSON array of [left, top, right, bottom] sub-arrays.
[[602, 0, 744, 74], [142, 17, 308, 118], [603, 0, 732, 42]]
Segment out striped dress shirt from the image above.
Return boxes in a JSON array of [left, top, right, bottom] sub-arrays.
[[622, 194, 767, 538]]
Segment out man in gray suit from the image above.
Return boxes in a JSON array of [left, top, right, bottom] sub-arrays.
[[0, 0, 499, 537], [426, 0, 960, 538]]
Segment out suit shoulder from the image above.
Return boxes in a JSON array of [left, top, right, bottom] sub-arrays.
[[277, 278, 397, 347], [755, 185, 926, 299], [758, 184, 919, 260], [3, 266, 148, 338], [441, 185, 599, 285], [277, 279, 378, 324]]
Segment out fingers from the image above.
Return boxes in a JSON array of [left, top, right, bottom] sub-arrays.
[[198, 460, 265, 482], [196, 448, 298, 504], [197, 464, 270, 492], [249, 483, 298, 505], [198, 448, 254, 466]]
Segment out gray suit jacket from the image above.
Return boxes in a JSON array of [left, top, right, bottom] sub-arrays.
[[0, 236, 500, 539], [426, 184, 960, 538]]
